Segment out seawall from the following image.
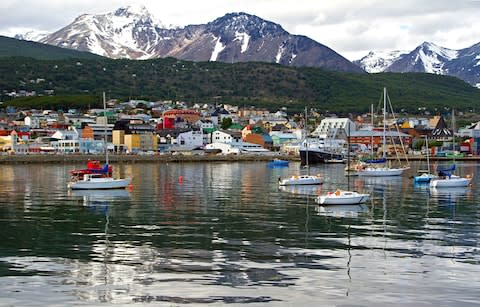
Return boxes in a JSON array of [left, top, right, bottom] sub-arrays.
[[0, 153, 301, 164]]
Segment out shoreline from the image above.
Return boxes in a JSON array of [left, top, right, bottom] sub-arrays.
[[0, 153, 479, 164], [0, 153, 300, 164]]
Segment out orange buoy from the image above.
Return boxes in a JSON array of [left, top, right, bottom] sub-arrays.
[[179, 175, 183, 183]]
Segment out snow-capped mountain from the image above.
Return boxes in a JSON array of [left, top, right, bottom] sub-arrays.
[[18, 5, 362, 73], [356, 42, 480, 87], [385, 42, 458, 74], [354, 50, 408, 73], [14, 30, 50, 42], [39, 5, 164, 59]]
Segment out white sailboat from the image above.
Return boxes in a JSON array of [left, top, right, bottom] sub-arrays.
[[358, 87, 409, 177], [414, 135, 436, 183], [430, 174, 472, 188], [279, 108, 323, 186], [429, 109, 472, 188], [68, 93, 132, 190], [317, 120, 370, 205], [317, 189, 370, 205]]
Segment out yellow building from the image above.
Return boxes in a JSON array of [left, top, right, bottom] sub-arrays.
[[112, 119, 157, 153]]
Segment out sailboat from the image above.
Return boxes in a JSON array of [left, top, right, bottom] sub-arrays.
[[68, 93, 132, 190], [429, 166, 472, 188], [317, 120, 370, 205], [413, 135, 436, 183], [317, 189, 370, 205], [429, 109, 472, 188], [279, 108, 323, 186], [358, 87, 409, 177]]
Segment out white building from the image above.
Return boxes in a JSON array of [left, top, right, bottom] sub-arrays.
[[196, 119, 214, 130], [312, 118, 356, 138], [211, 130, 242, 144], [53, 139, 80, 153], [177, 130, 204, 149]]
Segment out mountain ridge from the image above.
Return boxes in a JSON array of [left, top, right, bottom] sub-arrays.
[[356, 41, 480, 87], [16, 6, 363, 73]]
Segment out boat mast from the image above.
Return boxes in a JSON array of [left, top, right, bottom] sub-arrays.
[[103, 92, 109, 165], [425, 135, 430, 174], [382, 87, 387, 159], [305, 107, 309, 175], [370, 103, 374, 158], [347, 119, 351, 188], [452, 108, 456, 152]]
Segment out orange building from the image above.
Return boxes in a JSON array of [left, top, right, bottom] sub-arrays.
[[163, 109, 201, 127], [81, 125, 94, 139]]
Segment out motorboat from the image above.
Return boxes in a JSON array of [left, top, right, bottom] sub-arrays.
[[414, 172, 437, 183], [68, 173, 132, 190], [267, 159, 289, 167], [279, 174, 323, 186], [316, 189, 370, 205]]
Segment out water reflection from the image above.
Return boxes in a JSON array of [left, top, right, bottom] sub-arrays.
[[428, 187, 471, 205], [316, 204, 369, 218], [279, 185, 322, 196], [1, 162, 480, 306]]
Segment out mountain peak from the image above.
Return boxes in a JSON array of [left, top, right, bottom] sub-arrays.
[[114, 5, 150, 18], [209, 12, 287, 38]]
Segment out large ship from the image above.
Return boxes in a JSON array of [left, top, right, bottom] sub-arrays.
[[299, 137, 346, 165]]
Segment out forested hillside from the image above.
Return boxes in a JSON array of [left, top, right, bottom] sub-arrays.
[[1, 56, 479, 114], [0, 36, 102, 60]]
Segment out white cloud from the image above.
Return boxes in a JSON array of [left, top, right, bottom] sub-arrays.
[[0, 0, 479, 61]]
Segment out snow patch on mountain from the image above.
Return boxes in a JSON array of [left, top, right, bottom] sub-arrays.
[[276, 45, 285, 63], [210, 37, 225, 61]]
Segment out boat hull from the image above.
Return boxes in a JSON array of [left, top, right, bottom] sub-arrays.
[[413, 173, 437, 183], [429, 177, 471, 188], [317, 191, 370, 205], [68, 177, 132, 190], [358, 167, 406, 177], [279, 175, 323, 186], [267, 159, 289, 167], [300, 149, 344, 165]]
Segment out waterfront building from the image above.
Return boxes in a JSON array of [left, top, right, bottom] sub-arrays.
[[112, 119, 157, 153], [349, 129, 412, 153], [312, 118, 356, 138]]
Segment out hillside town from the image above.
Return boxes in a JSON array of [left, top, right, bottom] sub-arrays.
[[1, 97, 480, 158]]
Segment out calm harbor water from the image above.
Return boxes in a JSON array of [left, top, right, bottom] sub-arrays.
[[0, 161, 479, 306]]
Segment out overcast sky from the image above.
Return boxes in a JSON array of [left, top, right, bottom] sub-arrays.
[[1, 0, 479, 60]]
